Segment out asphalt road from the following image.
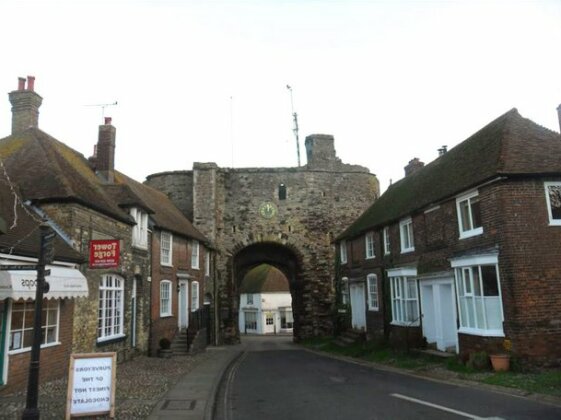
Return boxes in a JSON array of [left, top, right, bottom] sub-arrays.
[[215, 335, 561, 420]]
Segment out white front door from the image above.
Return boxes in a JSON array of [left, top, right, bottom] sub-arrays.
[[263, 311, 275, 334], [178, 281, 189, 330], [420, 279, 458, 352], [349, 283, 367, 330]]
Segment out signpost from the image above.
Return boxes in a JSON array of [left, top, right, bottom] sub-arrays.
[[21, 223, 54, 420], [66, 353, 116, 419]]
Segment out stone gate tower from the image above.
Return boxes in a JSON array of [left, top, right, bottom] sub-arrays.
[[146, 134, 379, 343]]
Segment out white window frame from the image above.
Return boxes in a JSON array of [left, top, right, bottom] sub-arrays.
[[160, 231, 173, 266], [399, 217, 415, 253], [365, 232, 375, 259], [366, 274, 379, 311], [205, 250, 210, 276], [191, 281, 199, 311], [98, 274, 125, 342], [341, 277, 350, 305], [383, 227, 391, 255], [456, 190, 483, 239], [544, 181, 561, 226], [160, 280, 172, 317], [191, 240, 200, 269], [130, 207, 148, 249], [340, 240, 348, 264], [8, 300, 60, 354], [387, 268, 419, 326], [244, 311, 257, 331], [451, 254, 504, 337], [280, 308, 294, 329]]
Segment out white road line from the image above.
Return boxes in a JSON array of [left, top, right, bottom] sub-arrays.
[[390, 393, 504, 420]]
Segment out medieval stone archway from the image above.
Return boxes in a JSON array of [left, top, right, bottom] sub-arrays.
[[233, 241, 304, 339], [146, 134, 379, 344]]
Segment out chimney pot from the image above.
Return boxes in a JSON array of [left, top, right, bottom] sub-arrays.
[[18, 77, 26, 90], [27, 76, 35, 91], [104, 117, 112, 125]]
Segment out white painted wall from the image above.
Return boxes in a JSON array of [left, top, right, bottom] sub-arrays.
[[239, 292, 293, 334]]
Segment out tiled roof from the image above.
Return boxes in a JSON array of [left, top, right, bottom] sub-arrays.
[[0, 127, 209, 244], [239, 264, 290, 293], [0, 128, 132, 224], [114, 172, 209, 243], [0, 179, 83, 262], [339, 109, 561, 240]]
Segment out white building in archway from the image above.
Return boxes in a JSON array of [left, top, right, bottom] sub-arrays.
[[239, 264, 293, 335]]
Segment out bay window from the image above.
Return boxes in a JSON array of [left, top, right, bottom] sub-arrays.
[[452, 254, 504, 336], [388, 268, 419, 326]]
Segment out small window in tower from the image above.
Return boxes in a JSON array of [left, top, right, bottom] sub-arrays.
[[279, 184, 287, 200]]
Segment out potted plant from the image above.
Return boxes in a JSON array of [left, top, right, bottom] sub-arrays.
[[489, 339, 511, 372], [158, 337, 173, 359]]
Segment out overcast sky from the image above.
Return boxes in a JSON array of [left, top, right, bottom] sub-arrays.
[[1, 0, 560, 193]]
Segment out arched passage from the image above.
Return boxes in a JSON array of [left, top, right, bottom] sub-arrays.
[[232, 242, 304, 340]]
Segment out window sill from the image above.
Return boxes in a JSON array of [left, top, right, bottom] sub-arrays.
[[365, 256, 375, 260], [400, 248, 415, 254], [368, 308, 379, 312], [458, 328, 504, 337], [96, 334, 126, 346], [459, 227, 483, 240], [160, 313, 173, 318], [391, 321, 420, 327], [9, 341, 61, 355]]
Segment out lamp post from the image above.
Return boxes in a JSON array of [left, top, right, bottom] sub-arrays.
[[22, 223, 54, 420]]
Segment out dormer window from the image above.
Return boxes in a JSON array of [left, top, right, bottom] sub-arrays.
[[130, 207, 148, 249], [456, 190, 483, 239]]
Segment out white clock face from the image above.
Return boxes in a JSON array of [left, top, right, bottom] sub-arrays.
[[259, 202, 277, 219]]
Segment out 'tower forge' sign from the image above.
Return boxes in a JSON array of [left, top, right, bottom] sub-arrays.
[[89, 240, 120, 268]]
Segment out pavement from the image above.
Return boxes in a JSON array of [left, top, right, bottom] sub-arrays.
[[146, 343, 245, 420]]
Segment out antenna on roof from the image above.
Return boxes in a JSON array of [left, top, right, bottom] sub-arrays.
[[85, 101, 118, 122], [286, 85, 301, 167]]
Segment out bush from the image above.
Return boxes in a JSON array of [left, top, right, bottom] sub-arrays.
[[159, 337, 171, 350], [467, 351, 490, 371]]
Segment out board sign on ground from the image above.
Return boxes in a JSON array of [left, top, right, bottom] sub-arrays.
[[66, 352, 116, 419]]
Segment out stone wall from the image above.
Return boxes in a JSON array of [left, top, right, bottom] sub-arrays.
[[41, 202, 151, 362], [146, 136, 379, 342]]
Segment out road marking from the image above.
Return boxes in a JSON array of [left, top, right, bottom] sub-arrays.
[[390, 393, 504, 420]]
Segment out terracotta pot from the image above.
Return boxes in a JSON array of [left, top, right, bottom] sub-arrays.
[[490, 354, 510, 372]]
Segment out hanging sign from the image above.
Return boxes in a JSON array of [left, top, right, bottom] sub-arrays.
[[89, 240, 120, 268], [66, 352, 116, 419]]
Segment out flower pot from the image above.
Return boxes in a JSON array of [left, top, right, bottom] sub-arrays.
[[490, 354, 510, 372]]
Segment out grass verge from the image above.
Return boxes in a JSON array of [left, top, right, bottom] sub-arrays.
[[301, 336, 561, 398]]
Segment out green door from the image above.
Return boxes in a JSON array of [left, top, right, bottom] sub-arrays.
[[0, 301, 7, 385]]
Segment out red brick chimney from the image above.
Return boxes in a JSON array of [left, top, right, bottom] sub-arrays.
[[404, 158, 424, 177], [8, 76, 43, 134], [96, 117, 116, 183]]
